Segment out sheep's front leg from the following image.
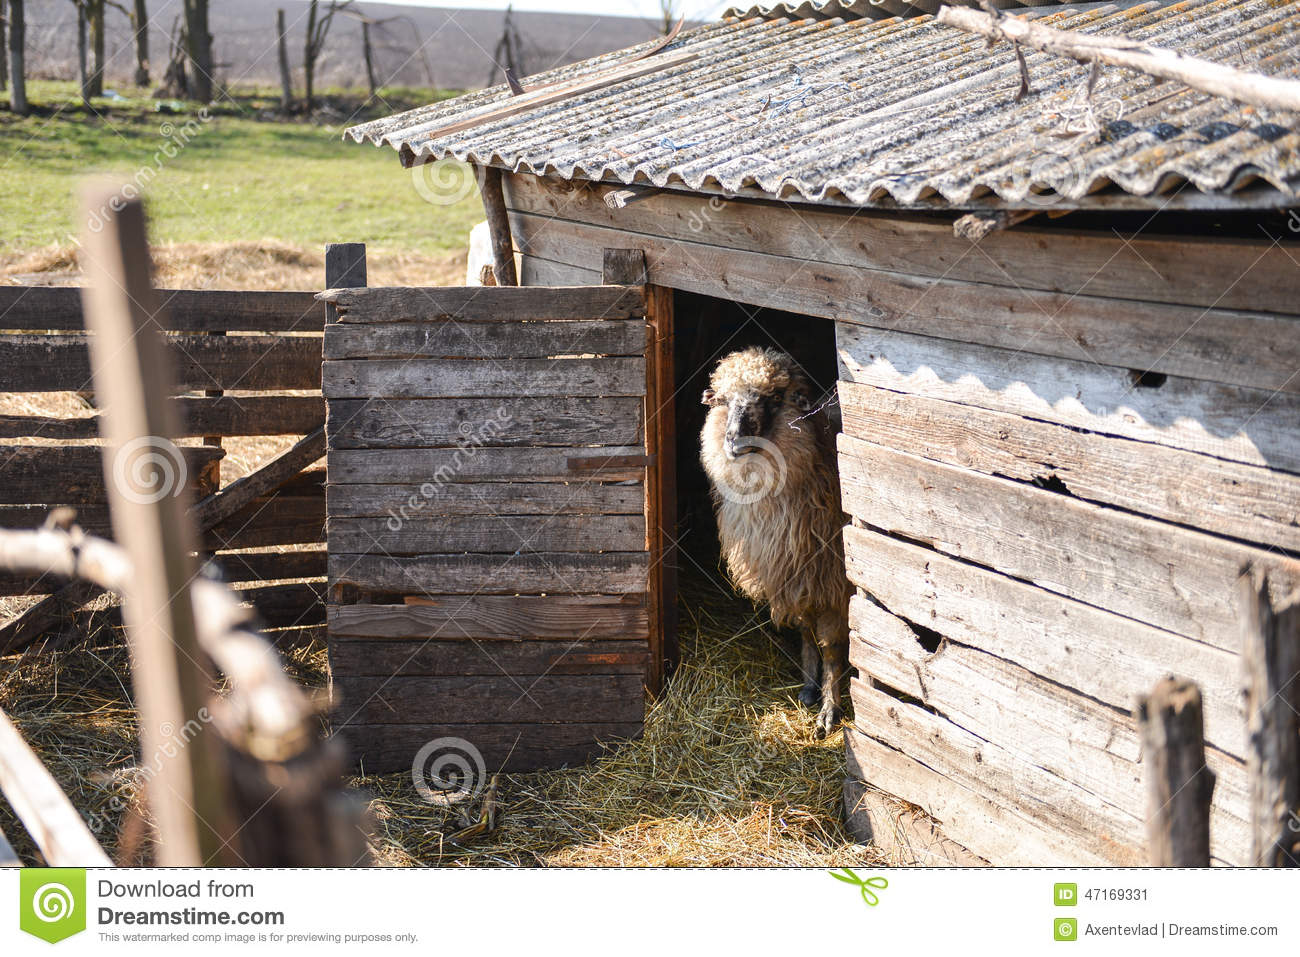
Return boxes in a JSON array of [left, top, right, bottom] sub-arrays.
[[798, 628, 821, 708], [813, 608, 848, 738]]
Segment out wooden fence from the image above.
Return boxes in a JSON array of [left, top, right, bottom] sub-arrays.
[[0, 285, 327, 653]]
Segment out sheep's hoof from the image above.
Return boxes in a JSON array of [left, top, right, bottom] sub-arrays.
[[798, 683, 820, 708], [814, 702, 843, 739]]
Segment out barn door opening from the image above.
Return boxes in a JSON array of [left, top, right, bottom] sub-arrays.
[[319, 246, 675, 774]]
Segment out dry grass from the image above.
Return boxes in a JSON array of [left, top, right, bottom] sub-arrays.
[[1, 239, 466, 291], [0, 549, 883, 868]]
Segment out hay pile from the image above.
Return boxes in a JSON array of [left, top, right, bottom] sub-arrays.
[[0, 550, 884, 867]]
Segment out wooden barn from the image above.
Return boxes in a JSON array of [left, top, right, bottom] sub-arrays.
[[330, 0, 1300, 865]]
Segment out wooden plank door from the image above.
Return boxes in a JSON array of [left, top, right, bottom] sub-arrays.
[[320, 280, 673, 774]]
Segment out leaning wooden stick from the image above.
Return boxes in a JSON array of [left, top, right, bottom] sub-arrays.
[[937, 4, 1300, 113], [1135, 677, 1215, 867]]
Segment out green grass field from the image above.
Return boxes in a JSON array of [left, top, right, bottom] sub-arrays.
[[0, 82, 482, 260]]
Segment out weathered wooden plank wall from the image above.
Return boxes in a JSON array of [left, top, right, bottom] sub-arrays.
[[496, 172, 1300, 865], [322, 278, 657, 774], [0, 287, 326, 646]]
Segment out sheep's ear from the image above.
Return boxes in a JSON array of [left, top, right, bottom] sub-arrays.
[[793, 390, 813, 412], [701, 388, 716, 406]]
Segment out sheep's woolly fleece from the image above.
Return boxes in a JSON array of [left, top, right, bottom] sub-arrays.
[[708, 347, 795, 397]]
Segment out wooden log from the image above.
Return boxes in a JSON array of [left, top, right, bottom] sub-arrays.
[[326, 396, 643, 449], [324, 318, 647, 360], [849, 596, 1249, 863], [326, 481, 643, 518], [842, 526, 1245, 753], [839, 436, 1300, 646], [0, 445, 223, 505], [0, 704, 112, 866], [1135, 678, 1215, 867], [836, 324, 1300, 475], [329, 638, 648, 677], [0, 334, 321, 391], [329, 552, 649, 595], [317, 284, 645, 323], [480, 165, 518, 287], [937, 4, 1300, 113], [215, 548, 326, 584], [851, 679, 1145, 864], [205, 490, 324, 551], [328, 446, 649, 484], [191, 426, 325, 531], [328, 514, 645, 555], [79, 188, 233, 866], [506, 173, 1300, 316], [237, 582, 326, 629], [519, 252, 603, 287], [334, 721, 641, 775], [0, 396, 323, 441], [1239, 569, 1300, 867], [839, 382, 1300, 553], [323, 357, 647, 399], [332, 673, 645, 725], [328, 594, 648, 641], [844, 725, 1110, 866], [0, 286, 325, 332]]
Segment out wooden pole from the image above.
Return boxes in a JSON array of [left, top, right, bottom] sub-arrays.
[[1135, 677, 1214, 866], [937, 4, 1300, 114], [79, 185, 233, 866], [479, 165, 518, 287], [277, 9, 293, 112], [1240, 568, 1300, 867], [6, 0, 23, 116]]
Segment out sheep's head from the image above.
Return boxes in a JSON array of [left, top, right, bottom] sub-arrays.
[[702, 347, 812, 460]]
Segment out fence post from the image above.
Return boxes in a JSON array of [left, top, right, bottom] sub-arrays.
[[1135, 677, 1214, 866], [79, 185, 234, 866], [478, 166, 518, 286], [1240, 568, 1300, 867], [324, 243, 367, 323]]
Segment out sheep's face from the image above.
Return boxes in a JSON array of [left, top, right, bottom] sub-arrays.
[[702, 347, 812, 460]]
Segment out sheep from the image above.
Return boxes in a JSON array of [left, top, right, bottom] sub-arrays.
[[699, 346, 851, 737]]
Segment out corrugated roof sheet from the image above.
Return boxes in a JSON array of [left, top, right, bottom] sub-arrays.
[[346, 0, 1300, 209]]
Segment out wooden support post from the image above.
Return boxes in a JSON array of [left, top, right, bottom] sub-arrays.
[[604, 248, 676, 692], [1135, 677, 1214, 866], [324, 243, 367, 324], [479, 165, 518, 287], [1240, 568, 1300, 867], [79, 186, 234, 867]]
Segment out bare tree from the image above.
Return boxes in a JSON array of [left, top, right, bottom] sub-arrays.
[[486, 4, 525, 89], [87, 0, 104, 97], [1, 0, 8, 93], [361, 19, 376, 99], [6, 0, 23, 116], [183, 0, 212, 102], [130, 0, 149, 87], [277, 9, 293, 112], [303, 0, 352, 112], [659, 0, 681, 35]]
